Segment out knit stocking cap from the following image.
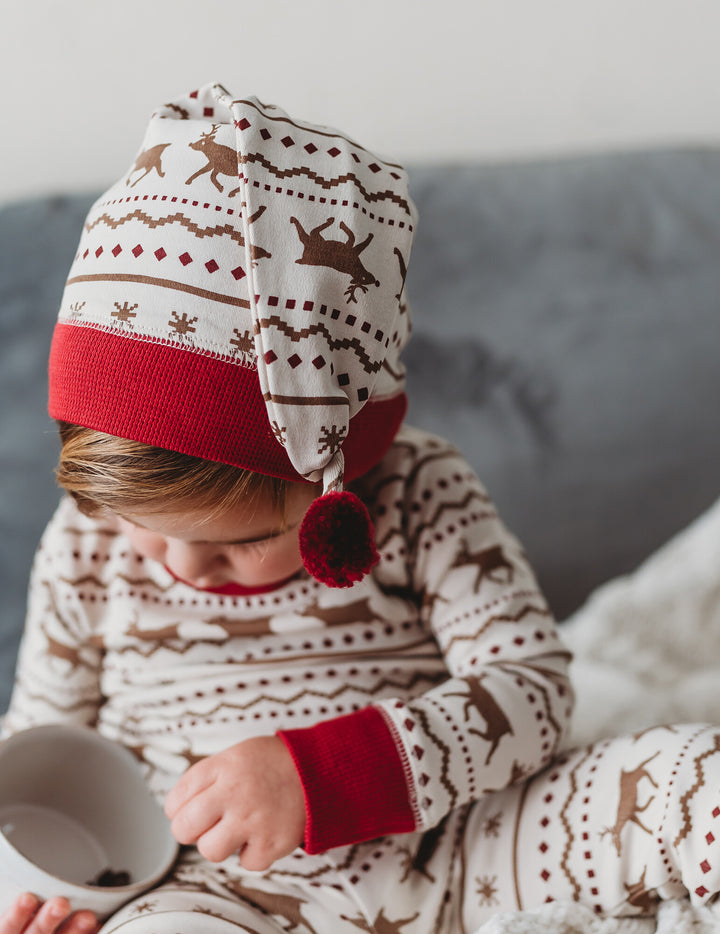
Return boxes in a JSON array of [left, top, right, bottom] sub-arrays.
[[48, 82, 416, 586]]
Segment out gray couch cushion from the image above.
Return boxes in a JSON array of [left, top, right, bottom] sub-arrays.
[[0, 195, 93, 706], [405, 150, 720, 618], [0, 150, 718, 710]]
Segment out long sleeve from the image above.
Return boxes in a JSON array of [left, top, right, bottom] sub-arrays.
[[1, 498, 105, 738], [280, 426, 574, 850]]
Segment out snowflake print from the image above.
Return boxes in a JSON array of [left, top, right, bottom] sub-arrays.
[[318, 423, 347, 456], [271, 421, 287, 446], [168, 310, 198, 341], [483, 811, 502, 838], [111, 301, 138, 329], [230, 328, 255, 359], [475, 874, 499, 907]]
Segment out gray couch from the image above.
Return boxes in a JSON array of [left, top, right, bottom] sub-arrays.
[[2, 150, 718, 713]]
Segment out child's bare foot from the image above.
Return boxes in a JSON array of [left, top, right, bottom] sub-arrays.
[[0, 895, 98, 934]]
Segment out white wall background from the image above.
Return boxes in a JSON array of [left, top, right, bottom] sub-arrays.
[[1, 0, 719, 205]]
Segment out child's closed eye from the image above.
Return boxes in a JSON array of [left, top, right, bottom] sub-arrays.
[[226, 524, 296, 554], [227, 539, 270, 555]]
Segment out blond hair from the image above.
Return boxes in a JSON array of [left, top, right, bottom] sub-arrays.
[[55, 421, 290, 521]]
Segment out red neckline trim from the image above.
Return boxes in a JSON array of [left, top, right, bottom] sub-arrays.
[[164, 566, 302, 596]]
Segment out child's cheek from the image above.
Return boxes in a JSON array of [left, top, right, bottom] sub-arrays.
[[231, 537, 304, 583], [265, 535, 305, 577], [137, 534, 168, 565], [118, 521, 167, 565]]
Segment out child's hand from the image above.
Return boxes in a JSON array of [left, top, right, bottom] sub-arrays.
[[0, 894, 97, 934], [164, 735, 306, 871]]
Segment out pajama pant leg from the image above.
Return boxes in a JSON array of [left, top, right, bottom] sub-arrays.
[[462, 723, 720, 928], [334, 725, 720, 933]]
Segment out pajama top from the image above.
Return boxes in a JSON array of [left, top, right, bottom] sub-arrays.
[[2, 424, 573, 858], [8, 427, 720, 931]]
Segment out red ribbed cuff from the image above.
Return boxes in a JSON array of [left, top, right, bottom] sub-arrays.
[[278, 706, 415, 854]]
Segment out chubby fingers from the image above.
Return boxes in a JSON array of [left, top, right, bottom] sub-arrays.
[[164, 759, 214, 821], [0, 893, 40, 934], [0, 895, 97, 934], [191, 818, 245, 864], [166, 783, 223, 847], [167, 788, 243, 863], [57, 905, 98, 934]]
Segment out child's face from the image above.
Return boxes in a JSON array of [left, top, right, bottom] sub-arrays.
[[115, 483, 318, 591]]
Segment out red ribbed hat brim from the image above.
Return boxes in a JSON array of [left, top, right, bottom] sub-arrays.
[[48, 323, 406, 482]]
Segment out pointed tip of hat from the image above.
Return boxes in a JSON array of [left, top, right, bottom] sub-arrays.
[[299, 490, 380, 588]]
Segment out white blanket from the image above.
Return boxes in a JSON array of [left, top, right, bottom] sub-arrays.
[[475, 496, 720, 933]]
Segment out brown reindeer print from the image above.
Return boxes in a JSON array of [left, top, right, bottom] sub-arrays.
[[397, 814, 449, 883], [601, 752, 659, 856], [623, 866, 660, 914], [223, 880, 319, 934], [126, 143, 170, 187], [393, 246, 408, 301], [444, 675, 514, 764], [299, 596, 377, 626], [340, 909, 420, 933], [421, 587, 450, 620], [186, 124, 242, 196], [41, 621, 87, 672], [290, 216, 379, 303], [238, 205, 273, 268], [125, 614, 274, 644], [454, 543, 515, 593], [39, 584, 96, 671]]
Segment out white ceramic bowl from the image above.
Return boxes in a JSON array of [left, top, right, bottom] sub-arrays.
[[0, 724, 178, 917]]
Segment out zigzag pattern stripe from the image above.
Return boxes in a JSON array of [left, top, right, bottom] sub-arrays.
[[432, 593, 549, 637], [106, 631, 438, 661], [440, 603, 553, 652], [11, 685, 100, 715], [673, 730, 720, 847], [239, 152, 413, 216], [120, 672, 447, 722], [413, 700, 458, 812], [258, 314, 383, 375], [57, 573, 179, 593], [558, 747, 595, 900], [404, 446, 474, 491], [372, 493, 494, 553], [86, 210, 250, 246], [406, 490, 497, 556], [494, 661, 566, 741], [62, 525, 119, 539]]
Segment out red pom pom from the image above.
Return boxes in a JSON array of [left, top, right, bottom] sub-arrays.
[[299, 490, 380, 588]]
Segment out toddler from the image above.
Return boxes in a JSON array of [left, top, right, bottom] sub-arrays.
[[2, 83, 720, 934]]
